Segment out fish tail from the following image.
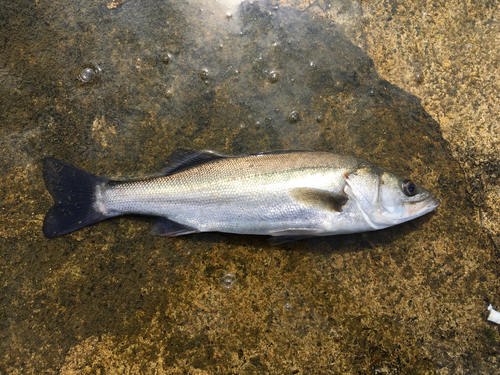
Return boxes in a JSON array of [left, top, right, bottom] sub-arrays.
[[42, 157, 109, 237]]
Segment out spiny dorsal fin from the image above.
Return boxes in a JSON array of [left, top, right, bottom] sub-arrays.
[[158, 149, 227, 176], [289, 188, 349, 212], [248, 150, 309, 156], [158, 149, 311, 176]]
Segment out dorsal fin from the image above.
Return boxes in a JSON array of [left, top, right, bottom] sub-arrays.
[[157, 149, 310, 176], [158, 149, 227, 176], [248, 150, 309, 156]]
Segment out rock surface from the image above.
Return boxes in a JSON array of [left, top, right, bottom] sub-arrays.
[[1, 0, 499, 373]]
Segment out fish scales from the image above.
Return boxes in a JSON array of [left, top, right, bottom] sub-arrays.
[[101, 153, 355, 234]]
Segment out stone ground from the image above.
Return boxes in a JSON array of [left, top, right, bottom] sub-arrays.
[[1, 0, 499, 374]]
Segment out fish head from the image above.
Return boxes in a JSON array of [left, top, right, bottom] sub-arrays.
[[344, 163, 440, 229]]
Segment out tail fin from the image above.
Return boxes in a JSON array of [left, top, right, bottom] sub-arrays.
[[42, 158, 109, 237]]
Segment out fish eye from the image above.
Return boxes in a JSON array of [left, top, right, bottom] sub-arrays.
[[402, 180, 417, 196]]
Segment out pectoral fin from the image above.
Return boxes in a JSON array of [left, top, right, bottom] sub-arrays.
[[289, 188, 349, 212]]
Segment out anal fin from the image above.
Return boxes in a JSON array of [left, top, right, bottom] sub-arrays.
[[268, 228, 323, 245], [151, 217, 198, 237], [269, 235, 316, 245]]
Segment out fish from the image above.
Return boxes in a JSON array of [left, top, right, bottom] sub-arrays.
[[42, 149, 440, 242]]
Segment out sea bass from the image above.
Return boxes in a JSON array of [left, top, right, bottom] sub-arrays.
[[42, 150, 440, 242]]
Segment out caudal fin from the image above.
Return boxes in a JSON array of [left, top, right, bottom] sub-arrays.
[[42, 157, 109, 237]]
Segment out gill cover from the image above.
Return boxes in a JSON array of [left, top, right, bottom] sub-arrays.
[[344, 163, 438, 230], [344, 163, 387, 229]]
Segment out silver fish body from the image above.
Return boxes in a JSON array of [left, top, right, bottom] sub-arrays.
[[42, 150, 440, 240]]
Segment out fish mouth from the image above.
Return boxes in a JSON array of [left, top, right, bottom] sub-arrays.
[[408, 195, 441, 218], [425, 194, 441, 209]]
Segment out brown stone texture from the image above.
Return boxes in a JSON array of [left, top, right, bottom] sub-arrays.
[[1, 0, 499, 374], [359, 0, 500, 248]]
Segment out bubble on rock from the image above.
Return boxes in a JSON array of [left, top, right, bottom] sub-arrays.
[[199, 69, 210, 81], [415, 71, 424, 85], [268, 70, 279, 83], [203, 89, 214, 98], [161, 53, 172, 64], [287, 110, 301, 123], [165, 89, 174, 98], [79, 68, 95, 82], [221, 273, 236, 289], [316, 115, 324, 123], [77, 63, 101, 85]]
